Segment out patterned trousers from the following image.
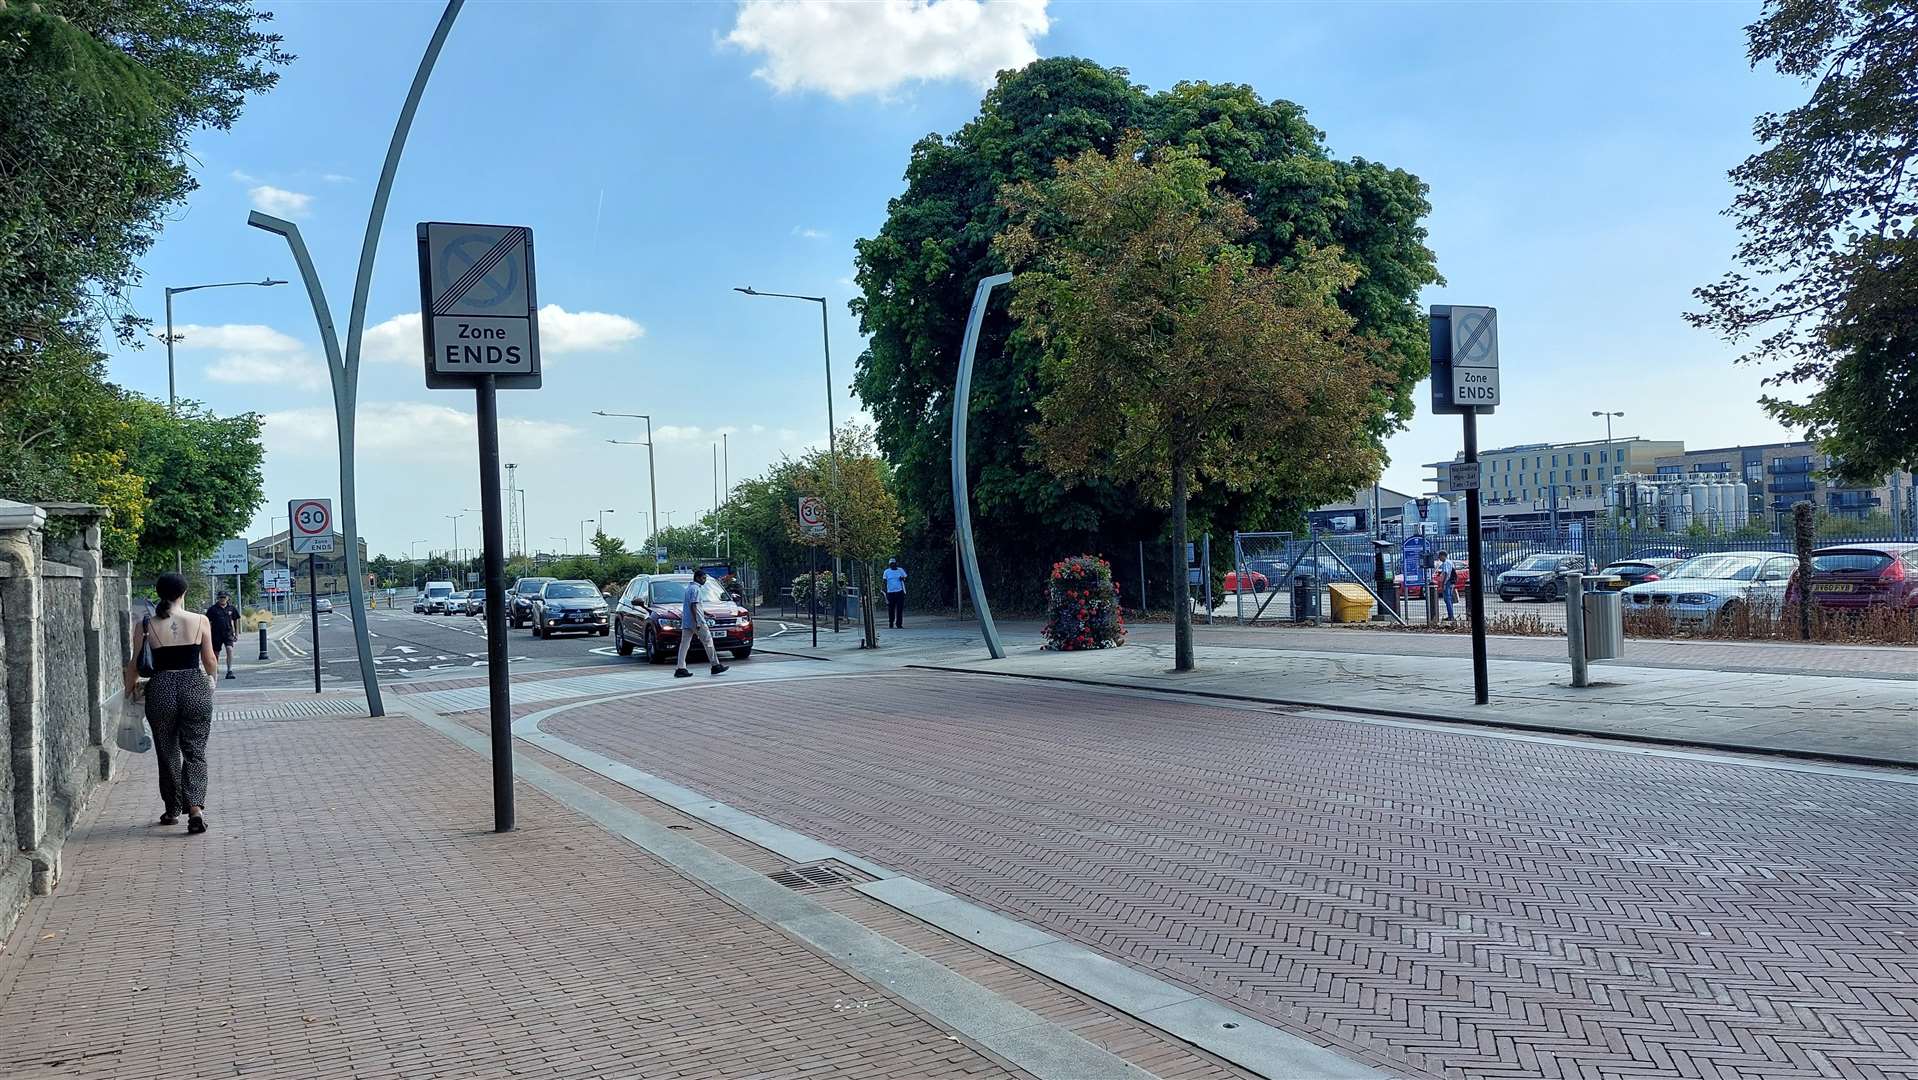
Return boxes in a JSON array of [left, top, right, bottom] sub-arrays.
[[146, 669, 213, 812]]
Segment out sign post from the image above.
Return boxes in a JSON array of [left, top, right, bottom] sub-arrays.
[[289, 499, 334, 694], [1430, 305, 1497, 704], [419, 220, 541, 833], [798, 496, 827, 649]]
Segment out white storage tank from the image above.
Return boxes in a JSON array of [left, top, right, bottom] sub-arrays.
[[1716, 481, 1737, 527], [1731, 481, 1750, 529], [1688, 482, 1714, 527]]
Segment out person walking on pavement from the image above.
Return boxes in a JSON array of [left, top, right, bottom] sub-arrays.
[[1433, 550, 1458, 622], [674, 568, 729, 679], [882, 557, 908, 629], [205, 591, 238, 679], [126, 572, 218, 834]]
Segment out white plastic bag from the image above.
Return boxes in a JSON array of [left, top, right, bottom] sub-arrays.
[[115, 688, 151, 754]]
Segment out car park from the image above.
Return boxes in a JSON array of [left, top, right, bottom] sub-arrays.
[[1395, 560, 1469, 600], [1788, 543, 1918, 613], [1495, 552, 1593, 602], [612, 573, 754, 662], [1620, 551, 1796, 628], [531, 579, 610, 638], [1590, 558, 1680, 591], [507, 576, 554, 628]]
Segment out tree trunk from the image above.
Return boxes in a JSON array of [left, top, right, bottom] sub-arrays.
[[1793, 501, 1815, 641], [861, 559, 879, 649], [1171, 456, 1194, 672]]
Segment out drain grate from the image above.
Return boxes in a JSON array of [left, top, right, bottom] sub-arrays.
[[767, 863, 861, 891]]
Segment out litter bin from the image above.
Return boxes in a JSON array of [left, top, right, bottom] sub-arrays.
[[1291, 575, 1321, 622], [1581, 589, 1624, 661], [1327, 583, 1373, 623]]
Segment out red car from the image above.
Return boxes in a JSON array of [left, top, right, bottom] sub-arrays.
[[612, 573, 755, 662], [1223, 569, 1269, 593], [1395, 561, 1470, 600], [1787, 544, 1918, 613]]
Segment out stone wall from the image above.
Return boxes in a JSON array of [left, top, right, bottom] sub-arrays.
[[0, 501, 127, 942]]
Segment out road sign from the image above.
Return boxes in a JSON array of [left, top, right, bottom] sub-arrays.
[[1428, 304, 1499, 413], [264, 567, 291, 594], [417, 222, 541, 390], [797, 496, 828, 537], [1447, 461, 1481, 491], [289, 498, 334, 554], [198, 537, 249, 576], [1401, 534, 1428, 576]]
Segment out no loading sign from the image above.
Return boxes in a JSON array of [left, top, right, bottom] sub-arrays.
[[417, 221, 542, 390]]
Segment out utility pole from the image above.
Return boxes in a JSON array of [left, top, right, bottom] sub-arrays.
[[504, 463, 520, 558]]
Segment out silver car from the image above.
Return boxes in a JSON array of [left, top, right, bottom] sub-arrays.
[[1620, 551, 1796, 628]]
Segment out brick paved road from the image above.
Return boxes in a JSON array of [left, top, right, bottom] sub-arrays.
[[546, 673, 1918, 1080], [0, 711, 1026, 1080]]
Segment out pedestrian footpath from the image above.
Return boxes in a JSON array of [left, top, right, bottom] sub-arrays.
[[0, 680, 1260, 1080]]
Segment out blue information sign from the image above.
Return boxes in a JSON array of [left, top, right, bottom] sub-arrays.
[[1401, 535, 1428, 576]]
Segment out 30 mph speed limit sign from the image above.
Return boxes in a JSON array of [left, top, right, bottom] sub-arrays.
[[797, 495, 828, 537], [289, 498, 335, 554]]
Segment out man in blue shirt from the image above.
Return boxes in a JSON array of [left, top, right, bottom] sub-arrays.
[[674, 569, 729, 678], [882, 558, 908, 629]]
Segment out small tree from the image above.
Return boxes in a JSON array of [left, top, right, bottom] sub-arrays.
[[996, 136, 1389, 671], [787, 425, 902, 648]]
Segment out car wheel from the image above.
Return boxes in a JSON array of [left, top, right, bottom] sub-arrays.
[[645, 626, 665, 664], [1713, 600, 1744, 631], [731, 647, 752, 660], [1548, 580, 1564, 603], [615, 625, 634, 656]]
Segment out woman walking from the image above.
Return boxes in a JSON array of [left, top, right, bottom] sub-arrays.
[[125, 572, 218, 834]]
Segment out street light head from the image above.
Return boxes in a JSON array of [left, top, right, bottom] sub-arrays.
[[734, 286, 757, 295], [261, 278, 287, 287]]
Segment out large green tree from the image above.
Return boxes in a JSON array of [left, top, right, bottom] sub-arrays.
[[851, 59, 1439, 607], [124, 398, 266, 575], [1689, 0, 1918, 483], [999, 139, 1388, 670]]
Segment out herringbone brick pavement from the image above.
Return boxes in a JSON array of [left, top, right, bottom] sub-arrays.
[[0, 708, 1029, 1079], [544, 672, 1918, 1080]]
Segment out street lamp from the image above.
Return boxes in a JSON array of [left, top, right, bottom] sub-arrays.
[[163, 278, 286, 411], [580, 518, 595, 557], [736, 285, 843, 631], [409, 539, 427, 588], [1593, 410, 1624, 448], [549, 536, 567, 555], [597, 409, 660, 570], [446, 513, 464, 570]]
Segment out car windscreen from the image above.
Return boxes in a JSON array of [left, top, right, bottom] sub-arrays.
[[1514, 555, 1560, 571], [543, 583, 599, 599], [1666, 555, 1764, 581], [1812, 552, 1893, 574], [513, 578, 552, 592], [649, 579, 725, 605], [425, 586, 452, 597]]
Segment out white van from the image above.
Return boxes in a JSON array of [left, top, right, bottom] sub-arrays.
[[421, 581, 457, 614]]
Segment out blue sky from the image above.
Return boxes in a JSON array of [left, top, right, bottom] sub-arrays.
[[103, 0, 1802, 558]]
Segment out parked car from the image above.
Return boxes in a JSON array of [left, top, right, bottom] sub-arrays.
[[507, 576, 554, 628], [1395, 560, 1470, 601], [531, 579, 610, 638], [1495, 552, 1594, 602], [314, 596, 334, 614], [1589, 558, 1680, 592], [1627, 545, 1694, 562], [612, 573, 754, 662], [421, 580, 457, 614], [1787, 543, 1918, 614], [1620, 551, 1796, 628], [1222, 569, 1268, 593]]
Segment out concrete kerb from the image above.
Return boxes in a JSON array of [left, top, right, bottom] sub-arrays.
[[904, 662, 1918, 772]]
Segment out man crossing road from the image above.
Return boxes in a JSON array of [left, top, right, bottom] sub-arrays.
[[675, 568, 729, 679]]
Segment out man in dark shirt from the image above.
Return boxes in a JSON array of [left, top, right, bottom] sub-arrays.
[[205, 592, 238, 679]]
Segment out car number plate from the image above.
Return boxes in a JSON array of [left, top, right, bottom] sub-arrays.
[[1812, 583, 1854, 593]]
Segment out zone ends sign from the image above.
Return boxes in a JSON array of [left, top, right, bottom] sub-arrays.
[[1428, 304, 1499, 413], [417, 222, 542, 390]]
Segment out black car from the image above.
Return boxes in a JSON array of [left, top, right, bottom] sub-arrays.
[[530, 579, 609, 638], [1495, 552, 1592, 602], [507, 576, 554, 629]]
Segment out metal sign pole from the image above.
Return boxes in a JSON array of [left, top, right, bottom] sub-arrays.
[[475, 375, 514, 833], [308, 555, 320, 694], [1464, 410, 1489, 704], [810, 544, 820, 648]]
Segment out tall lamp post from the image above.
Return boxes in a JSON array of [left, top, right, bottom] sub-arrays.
[[735, 286, 842, 631], [579, 518, 595, 558], [1592, 410, 1624, 448], [549, 536, 567, 556], [597, 409, 660, 570], [409, 539, 427, 588], [446, 513, 464, 572], [163, 278, 285, 411]]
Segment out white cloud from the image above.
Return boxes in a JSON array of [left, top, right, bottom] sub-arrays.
[[230, 169, 260, 184], [263, 402, 580, 463], [793, 226, 828, 240], [652, 424, 741, 445], [361, 305, 643, 364], [171, 323, 304, 354], [321, 173, 355, 184], [249, 184, 314, 218], [725, 0, 1049, 100], [207, 352, 328, 392]]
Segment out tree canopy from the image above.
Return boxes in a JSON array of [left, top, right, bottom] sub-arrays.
[[998, 138, 1387, 668], [851, 58, 1439, 605], [1689, 0, 1918, 482]]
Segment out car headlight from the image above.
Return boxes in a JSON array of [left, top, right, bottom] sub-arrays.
[[736, 617, 752, 630], [1675, 593, 1716, 606]]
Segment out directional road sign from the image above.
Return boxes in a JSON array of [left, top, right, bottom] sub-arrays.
[[264, 567, 292, 594], [198, 537, 250, 576], [797, 495, 828, 537], [417, 222, 541, 390], [289, 498, 335, 555]]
